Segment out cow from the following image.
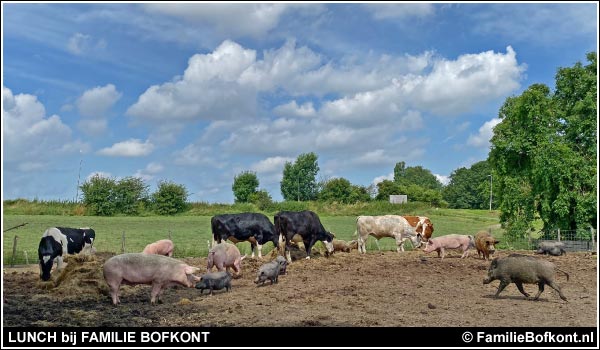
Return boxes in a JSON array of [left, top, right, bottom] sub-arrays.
[[38, 226, 96, 281], [211, 213, 278, 259], [275, 210, 334, 263], [402, 216, 434, 247], [355, 215, 422, 254]]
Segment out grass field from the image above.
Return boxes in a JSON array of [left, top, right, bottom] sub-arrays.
[[2, 209, 503, 265]]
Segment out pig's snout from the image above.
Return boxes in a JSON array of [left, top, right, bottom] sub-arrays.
[[483, 277, 492, 284]]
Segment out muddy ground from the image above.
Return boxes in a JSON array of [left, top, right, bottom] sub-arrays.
[[2, 248, 597, 327]]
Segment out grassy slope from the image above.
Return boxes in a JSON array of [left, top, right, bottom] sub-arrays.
[[2, 210, 502, 264]]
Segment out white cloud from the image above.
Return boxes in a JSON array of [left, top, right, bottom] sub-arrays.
[[467, 118, 501, 148], [273, 101, 316, 118], [77, 84, 121, 118], [86, 171, 113, 181], [134, 162, 164, 182], [373, 173, 394, 185], [251, 156, 294, 174], [77, 119, 108, 136], [3, 87, 89, 171], [67, 32, 106, 55], [172, 143, 224, 168], [363, 3, 435, 20], [97, 139, 154, 157], [143, 3, 322, 39], [410, 47, 525, 115], [434, 174, 450, 186]]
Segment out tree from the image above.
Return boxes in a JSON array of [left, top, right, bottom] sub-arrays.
[[232, 171, 259, 203], [248, 189, 273, 210], [394, 161, 442, 190], [80, 175, 117, 216], [152, 180, 188, 215], [375, 180, 401, 200], [280, 152, 320, 201], [443, 160, 493, 209], [489, 52, 597, 237], [114, 177, 149, 215], [319, 177, 352, 203]]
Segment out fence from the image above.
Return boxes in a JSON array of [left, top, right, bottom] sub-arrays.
[[497, 227, 597, 253]]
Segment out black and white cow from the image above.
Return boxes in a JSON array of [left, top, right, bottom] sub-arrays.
[[275, 210, 334, 263], [38, 227, 96, 281], [211, 213, 278, 259]]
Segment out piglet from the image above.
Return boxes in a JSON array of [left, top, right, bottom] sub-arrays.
[[422, 234, 475, 260], [142, 239, 174, 257]]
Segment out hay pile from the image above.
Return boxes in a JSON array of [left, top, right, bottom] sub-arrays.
[[37, 252, 113, 299]]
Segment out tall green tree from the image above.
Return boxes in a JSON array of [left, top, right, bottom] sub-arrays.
[[114, 177, 149, 215], [394, 161, 442, 190], [319, 177, 352, 203], [80, 175, 117, 216], [489, 52, 597, 238], [280, 152, 320, 201], [443, 160, 493, 209], [232, 171, 259, 203]]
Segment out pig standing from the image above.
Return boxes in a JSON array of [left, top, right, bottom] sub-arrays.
[[142, 239, 174, 257], [195, 271, 232, 295], [103, 253, 200, 305], [422, 234, 475, 260], [483, 254, 569, 301], [254, 261, 281, 286], [474, 231, 499, 260], [275, 256, 288, 275], [536, 241, 566, 256], [207, 242, 246, 278]]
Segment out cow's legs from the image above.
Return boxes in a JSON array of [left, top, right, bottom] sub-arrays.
[[250, 242, 257, 258], [256, 243, 263, 259], [394, 236, 405, 253], [304, 239, 313, 260], [357, 235, 366, 254]]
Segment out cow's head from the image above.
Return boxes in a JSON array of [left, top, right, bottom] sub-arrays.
[[415, 218, 434, 247], [38, 236, 60, 281], [321, 231, 335, 254]]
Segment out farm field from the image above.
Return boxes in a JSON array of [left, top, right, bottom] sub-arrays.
[[2, 210, 502, 264], [2, 249, 596, 328]]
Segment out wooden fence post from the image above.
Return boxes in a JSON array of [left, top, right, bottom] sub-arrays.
[[121, 231, 126, 254], [11, 236, 18, 267], [24, 251, 29, 265], [557, 229, 561, 241], [591, 227, 596, 252], [168, 230, 172, 241]]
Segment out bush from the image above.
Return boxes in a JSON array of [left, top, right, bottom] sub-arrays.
[[114, 177, 149, 215], [249, 190, 274, 211], [80, 175, 117, 216], [152, 180, 189, 215]]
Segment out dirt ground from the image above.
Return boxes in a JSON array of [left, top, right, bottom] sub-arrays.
[[2, 248, 597, 327]]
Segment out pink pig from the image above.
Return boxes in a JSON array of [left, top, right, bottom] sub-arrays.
[[103, 253, 200, 305], [142, 239, 174, 257], [207, 242, 246, 278], [422, 234, 475, 260]]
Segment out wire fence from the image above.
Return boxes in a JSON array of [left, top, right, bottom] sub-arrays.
[[496, 227, 597, 252]]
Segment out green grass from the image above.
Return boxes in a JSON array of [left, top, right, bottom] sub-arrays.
[[3, 210, 503, 265]]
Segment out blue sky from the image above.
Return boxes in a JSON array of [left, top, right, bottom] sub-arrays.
[[2, 3, 597, 203]]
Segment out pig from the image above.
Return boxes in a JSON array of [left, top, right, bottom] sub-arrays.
[[142, 239, 174, 257], [422, 234, 475, 260], [103, 253, 201, 305], [207, 242, 246, 278], [254, 261, 281, 286], [536, 241, 566, 256], [275, 255, 288, 275], [195, 271, 232, 295], [475, 231, 500, 260], [483, 254, 569, 301], [331, 239, 355, 253]]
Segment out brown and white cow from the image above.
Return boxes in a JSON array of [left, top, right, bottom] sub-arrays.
[[355, 215, 422, 253], [403, 216, 434, 247]]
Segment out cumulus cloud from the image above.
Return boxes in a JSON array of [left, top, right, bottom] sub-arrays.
[[251, 156, 294, 174], [467, 118, 501, 148], [434, 174, 450, 186], [96, 139, 154, 157], [372, 173, 394, 185], [86, 171, 113, 181], [76, 84, 121, 136], [3, 86, 89, 171], [273, 101, 316, 118]]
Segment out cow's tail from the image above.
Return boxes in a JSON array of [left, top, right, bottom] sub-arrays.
[[556, 267, 570, 282]]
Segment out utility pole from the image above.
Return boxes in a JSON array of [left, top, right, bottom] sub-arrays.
[[75, 150, 83, 202], [488, 174, 493, 211]]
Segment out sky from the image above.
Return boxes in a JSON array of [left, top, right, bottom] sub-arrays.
[[2, 2, 598, 203]]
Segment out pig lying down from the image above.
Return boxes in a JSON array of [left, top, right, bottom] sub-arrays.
[[483, 254, 569, 301], [422, 234, 475, 260], [103, 253, 200, 305], [142, 239, 174, 257]]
